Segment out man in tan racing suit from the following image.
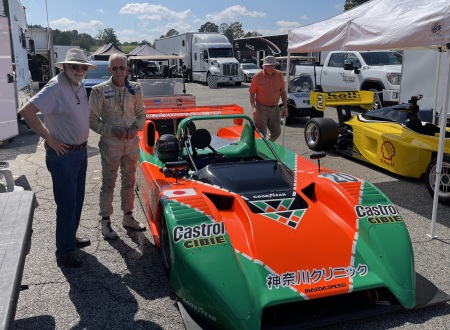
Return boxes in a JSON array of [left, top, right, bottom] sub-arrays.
[[89, 53, 146, 239]]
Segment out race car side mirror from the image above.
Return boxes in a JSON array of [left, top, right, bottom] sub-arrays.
[[310, 151, 326, 172]]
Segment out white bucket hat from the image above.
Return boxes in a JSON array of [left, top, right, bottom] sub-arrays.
[[262, 56, 279, 66], [55, 48, 97, 69]]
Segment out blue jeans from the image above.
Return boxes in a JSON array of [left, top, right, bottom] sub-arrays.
[[46, 148, 87, 256]]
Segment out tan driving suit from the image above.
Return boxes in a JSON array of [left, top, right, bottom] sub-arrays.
[[89, 78, 145, 218]]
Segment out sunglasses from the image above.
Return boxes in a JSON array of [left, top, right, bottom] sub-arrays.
[[71, 64, 89, 71], [111, 66, 127, 71]]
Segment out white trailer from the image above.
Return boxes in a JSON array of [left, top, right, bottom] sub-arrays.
[[0, 0, 33, 143], [400, 49, 448, 124], [154, 32, 244, 88], [26, 27, 56, 89]]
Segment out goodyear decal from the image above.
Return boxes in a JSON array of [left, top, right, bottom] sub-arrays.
[[266, 263, 368, 290], [182, 297, 217, 322], [173, 222, 225, 243], [252, 192, 288, 199]]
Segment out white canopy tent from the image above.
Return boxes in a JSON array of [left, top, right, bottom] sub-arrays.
[[287, 0, 450, 236]]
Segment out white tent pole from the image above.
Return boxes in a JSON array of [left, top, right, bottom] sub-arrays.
[[429, 45, 450, 238], [432, 49, 443, 125], [282, 51, 292, 148]]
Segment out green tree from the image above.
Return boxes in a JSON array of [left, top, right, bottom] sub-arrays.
[[137, 39, 152, 46], [165, 29, 179, 38], [73, 33, 95, 50], [55, 31, 71, 45], [243, 31, 262, 38], [344, 0, 370, 10], [199, 21, 219, 33], [219, 23, 228, 35], [223, 22, 244, 43], [97, 28, 119, 45]]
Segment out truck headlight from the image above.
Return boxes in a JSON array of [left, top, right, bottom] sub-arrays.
[[387, 73, 401, 85]]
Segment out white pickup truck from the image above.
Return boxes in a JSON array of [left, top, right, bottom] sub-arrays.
[[282, 50, 402, 125]]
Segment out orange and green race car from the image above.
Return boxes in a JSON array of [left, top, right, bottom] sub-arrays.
[[304, 92, 450, 205], [136, 103, 448, 329]]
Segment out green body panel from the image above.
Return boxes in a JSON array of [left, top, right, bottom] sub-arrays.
[[353, 181, 415, 308]]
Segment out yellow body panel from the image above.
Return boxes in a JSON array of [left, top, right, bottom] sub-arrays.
[[349, 116, 450, 178]]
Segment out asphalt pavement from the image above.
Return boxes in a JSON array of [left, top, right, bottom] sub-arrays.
[[2, 81, 450, 330]]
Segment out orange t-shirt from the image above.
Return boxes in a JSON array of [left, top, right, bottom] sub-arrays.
[[249, 69, 285, 107]]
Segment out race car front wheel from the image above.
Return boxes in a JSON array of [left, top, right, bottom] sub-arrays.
[[425, 155, 450, 205], [160, 210, 172, 273], [304, 118, 339, 151]]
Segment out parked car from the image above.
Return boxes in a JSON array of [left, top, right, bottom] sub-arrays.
[[84, 60, 110, 96], [240, 62, 260, 82], [304, 92, 450, 204]]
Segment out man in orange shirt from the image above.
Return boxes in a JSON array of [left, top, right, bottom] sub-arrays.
[[249, 56, 288, 142]]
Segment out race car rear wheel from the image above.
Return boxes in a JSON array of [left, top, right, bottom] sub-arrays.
[[304, 118, 339, 151], [425, 155, 450, 205], [160, 210, 172, 272]]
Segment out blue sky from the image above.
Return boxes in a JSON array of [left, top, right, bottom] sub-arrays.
[[22, 1, 345, 43]]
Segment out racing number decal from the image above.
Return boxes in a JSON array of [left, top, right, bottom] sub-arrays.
[[319, 172, 360, 183], [316, 94, 324, 110]]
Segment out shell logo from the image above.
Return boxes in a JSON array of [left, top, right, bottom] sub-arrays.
[[381, 141, 395, 160]]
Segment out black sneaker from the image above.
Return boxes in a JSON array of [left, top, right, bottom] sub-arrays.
[[56, 252, 83, 268], [76, 236, 91, 248]]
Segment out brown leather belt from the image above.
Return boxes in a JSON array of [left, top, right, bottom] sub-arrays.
[[257, 103, 277, 108], [45, 141, 87, 150]]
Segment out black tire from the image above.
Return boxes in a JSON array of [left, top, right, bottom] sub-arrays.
[[425, 155, 450, 205], [207, 74, 218, 89], [160, 210, 172, 273], [304, 118, 339, 151], [309, 107, 324, 119], [244, 74, 248, 82], [235, 81, 242, 86], [369, 88, 383, 110]]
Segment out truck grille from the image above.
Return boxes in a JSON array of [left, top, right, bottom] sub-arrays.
[[222, 63, 238, 76]]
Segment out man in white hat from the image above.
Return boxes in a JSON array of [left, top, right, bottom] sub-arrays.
[[249, 55, 288, 141], [18, 48, 96, 268]]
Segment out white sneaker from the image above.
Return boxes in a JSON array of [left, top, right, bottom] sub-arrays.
[[101, 219, 118, 240], [122, 213, 146, 231]]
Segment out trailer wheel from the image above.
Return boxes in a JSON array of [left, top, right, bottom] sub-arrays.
[[425, 155, 450, 205], [207, 74, 218, 89], [304, 118, 339, 151]]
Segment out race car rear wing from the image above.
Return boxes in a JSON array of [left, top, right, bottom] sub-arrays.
[[310, 91, 375, 112]]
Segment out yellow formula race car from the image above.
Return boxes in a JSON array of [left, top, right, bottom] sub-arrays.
[[304, 92, 450, 205]]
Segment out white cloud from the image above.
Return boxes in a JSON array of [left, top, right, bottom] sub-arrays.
[[206, 5, 265, 23], [119, 3, 192, 21], [49, 18, 104, 33]]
